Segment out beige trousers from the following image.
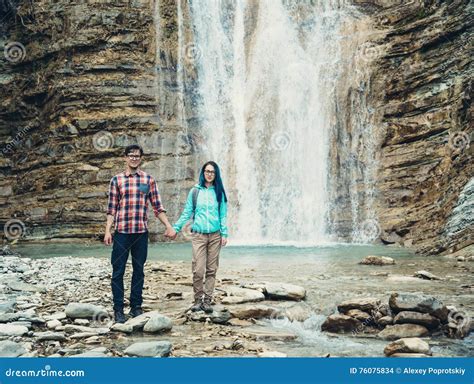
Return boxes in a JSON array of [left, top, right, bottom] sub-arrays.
[[191, 231, 222, 302]]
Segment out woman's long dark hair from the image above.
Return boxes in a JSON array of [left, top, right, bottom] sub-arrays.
[[199, 161, 228, 211]]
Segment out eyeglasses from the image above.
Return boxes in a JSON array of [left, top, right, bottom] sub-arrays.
[[128, 155, 141, 160], [204, 170, 215, 175]]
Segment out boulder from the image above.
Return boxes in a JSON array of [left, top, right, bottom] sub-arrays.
[[0, 340, 26, 357], [413, 270, 441, 280], [377, 324, 429, 340], [227, 304, 277, 320], [124, 341, 172, 357], [65, 303, 108, 319], [321, 314, 362, 333], [393, 311, 440, 330], [388, 293, 448, 321], [0, 324, 28, 336], [64, 325, 109, 335], [35, 331, 67, 342], [47, 319, 62, 329], [111, 323, 133, 334], [143, 314, 173, 333], [221, 287, 265, 304], [359, 256, 395, 266], [337, 297, 381, 313], [263, 282, 306, 301], [346, 309, 372, 322], [384, 338, 431, 356], [377, 316, 393, 326]]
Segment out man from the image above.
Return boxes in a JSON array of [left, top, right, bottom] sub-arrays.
[[104, 145, 176, 323]]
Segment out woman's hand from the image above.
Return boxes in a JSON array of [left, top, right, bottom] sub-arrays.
[[164, 226, 177, 240], [221, 237, 227, 247]]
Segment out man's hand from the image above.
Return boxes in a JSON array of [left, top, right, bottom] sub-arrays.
[[221, 237, 228, 247], [164, 226, 177, 240], [104, 231, 113, 246]]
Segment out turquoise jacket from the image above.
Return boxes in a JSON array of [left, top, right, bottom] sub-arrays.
[[173, 184, 228, 237]]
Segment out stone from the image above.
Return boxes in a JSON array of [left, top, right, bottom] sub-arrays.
[[384, 338, 431, 356], [227, 318, 254, 327], [244, 327, 297, 341], [0, 313, 20, 323], [7, 281, 46, 293], [221, 287, 265, 304], [0, 340, 26, 357], [388, 293, 448, 321], [321, 314, 362, 333], [337, 297, 381, 313], [359, 256, 395, 266], [143, 314, 173, 333], [65, 303, 108, 319], [74, 319, 90, 326], [227, 304, 277, 320], [44, 312, 67, 321], [111, 323, 133, 334], [0, 324, 28, 336], [263, 282, 306, 301], [124, 311, 158, 331], [413, 270, 441, 280], [188, 306, 232, 324], [346, 309, 372, 322], [124, 341, 172, 357], [377, 316, 393, 326], [377, 324, 429, 340], [393, 311, 440, 330], [47, 319, 62, 329], [258, 351, 287, 357], [35, 332, 67, 342], [64, 325, 109, 335]]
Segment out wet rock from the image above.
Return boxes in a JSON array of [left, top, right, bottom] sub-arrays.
[[227, 304, 277, 320], [359, 256, 395, 266], [65, 303, 108, 319], [0, 340, 26, 357], [393, 311, 440, 330], [0, 301, 16, 314], [346, 309, 372, 322], [386, 276, 428, 283], [244, 326, 297, 341], [377, 324, 429, 340], [377, 316, 393, 326], [384, 338, 431, 356], [124, 341, 172, 357], [389, 293, 448, 322], [111, 323, 134, 334], [337, 297, 381, 313], [221, 287, 265, 304], [263, 282, 306, 301], [0, 313, 20, 323], [321, 314, 362, 333], [35, 331, 67, 342], [124, 311, 159, 331], [143, 314, 173, 333], [258, 351, 287, 357], [413, 271, 441, 280], [0, 324, 28, 336], [276, 302, 313, 322]]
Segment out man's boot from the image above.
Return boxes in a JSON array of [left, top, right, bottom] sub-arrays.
[[201, 297, 213, 314], [114, 310, 126, 324], [190, 299, 203, 312], [129, 307, 143, 318]]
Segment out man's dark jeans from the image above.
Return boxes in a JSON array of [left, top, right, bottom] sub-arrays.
[[111, 231, 148, 311]]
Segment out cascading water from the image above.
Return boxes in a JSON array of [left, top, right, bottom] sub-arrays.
[[175, 0, 377, 245]]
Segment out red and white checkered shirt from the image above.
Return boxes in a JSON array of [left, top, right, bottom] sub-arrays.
[[107, 169, 166, 234]]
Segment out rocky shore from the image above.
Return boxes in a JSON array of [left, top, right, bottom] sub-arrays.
[[1, 247, 473, 358]]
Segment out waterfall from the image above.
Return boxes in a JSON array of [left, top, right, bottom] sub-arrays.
[[175, 0, 375, 245]]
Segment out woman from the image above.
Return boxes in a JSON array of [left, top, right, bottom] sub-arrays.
[[171, 161, 228, 313]]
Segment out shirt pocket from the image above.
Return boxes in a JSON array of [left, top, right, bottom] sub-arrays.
[[138, 183, 150, 195]]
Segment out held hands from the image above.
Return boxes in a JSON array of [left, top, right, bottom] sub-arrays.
[[221, 237, 227, 247], [164, 226, 177, 240], [104, 231, 113, 246]]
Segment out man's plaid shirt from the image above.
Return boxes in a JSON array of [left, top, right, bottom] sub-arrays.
[[107, 169, 166, 233]]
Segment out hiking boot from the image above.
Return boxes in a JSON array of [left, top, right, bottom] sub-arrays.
[[129, 307, 143, 318], [114, 310, 126, 324], [202, 299, 213, 314], [190, 300, 203, 312]]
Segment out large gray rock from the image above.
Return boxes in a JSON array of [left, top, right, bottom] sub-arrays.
[[124, 311, 161, 331], [143, 314, 173, 333], [377, 324, 429, 340], [413, 270, 441, 280], [65, 303, 108, 319], [0, 324, 28, 336], [0, 340, 26, 357], [221, 287, 265, 304], [359, 256, 395, 266], [389, 293, 448, 321], [321, 314, 362, 333], [337, 297, 381, 313], [64, 324, 109, 335], [35, 331, 67, 342], [124, 341, 172, 357], [393, 311, 440, 330], [384, 338, 431, 356], [263, 282, 306, 301], [227, 304, 277, 320], [8, 281, 46, 293], [111, 323, 133, 334]]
